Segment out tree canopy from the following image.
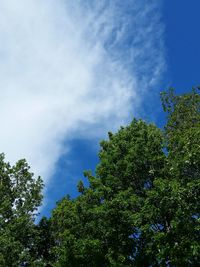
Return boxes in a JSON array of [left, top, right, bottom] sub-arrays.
[[0, 88, 200, 266], [0, 155, 43, 266]]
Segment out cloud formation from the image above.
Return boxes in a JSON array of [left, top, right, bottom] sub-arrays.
[[0, 0, 165, 181]]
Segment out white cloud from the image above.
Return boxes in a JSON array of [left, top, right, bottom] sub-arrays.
[[0, 0, 165, 182]]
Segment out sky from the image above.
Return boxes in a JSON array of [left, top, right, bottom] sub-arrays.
[[0, 1, 200, 218]]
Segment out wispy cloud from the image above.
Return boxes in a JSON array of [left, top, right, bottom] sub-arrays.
[[0, 0, 165, 181]]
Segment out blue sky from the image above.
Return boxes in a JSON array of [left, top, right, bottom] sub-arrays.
[[0, 1, 199, 218], [43, 1, 200, 217], [163, 0, 200, 91]]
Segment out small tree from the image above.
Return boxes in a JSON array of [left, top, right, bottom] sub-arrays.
[[0, 154, 43, 266]]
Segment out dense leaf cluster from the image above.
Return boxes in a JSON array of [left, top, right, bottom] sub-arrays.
[[0, 156, 43, 266], [0, 88, 199, 266]]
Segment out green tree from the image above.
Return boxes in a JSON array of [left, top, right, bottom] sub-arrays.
[[0, 154, 43, 266], [50, 120, 165, 266], [135, 88, 200, 266], [45, 88, 200, 266]]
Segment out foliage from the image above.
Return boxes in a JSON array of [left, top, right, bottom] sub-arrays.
[[49, 88, 200, 266], [1, 88, 199, 266], [0, 155, 43, 266]]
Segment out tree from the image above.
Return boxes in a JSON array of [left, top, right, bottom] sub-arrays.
[[0, 154, 43, 266], [49, 88, 200, 266], [136, 88, 200, 266], [50, 119, 165, 266]]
